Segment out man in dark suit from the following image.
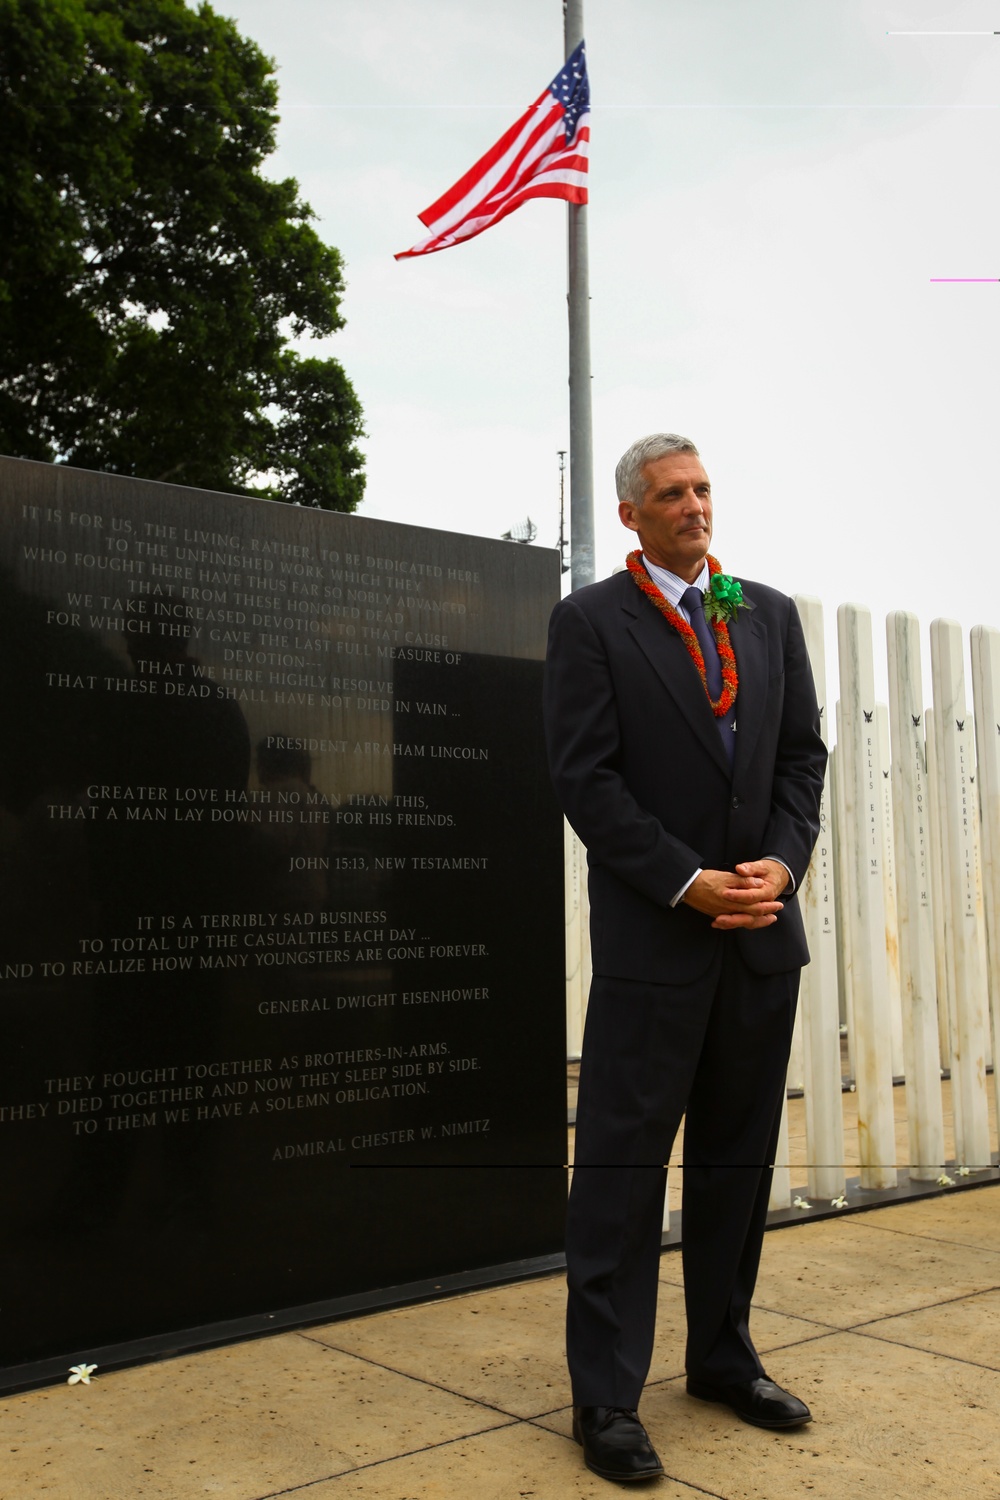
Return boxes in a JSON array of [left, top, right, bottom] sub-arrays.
[[543, 433, 827, 1483]]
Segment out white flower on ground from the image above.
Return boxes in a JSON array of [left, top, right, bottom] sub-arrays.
[[936, 1174, 954, 1187], [793, 1195, 811, 1210], [956, 1166, 972, 1177], [67, 1364, 97, 1385], [831, 1194, 848, 1209]]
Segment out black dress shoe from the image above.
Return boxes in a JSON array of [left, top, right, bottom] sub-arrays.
[[572, 1406, 665, 1482], [686, 1375, 812, 1429]]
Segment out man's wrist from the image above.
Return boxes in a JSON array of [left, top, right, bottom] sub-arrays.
[[671, 868, 702, 908]]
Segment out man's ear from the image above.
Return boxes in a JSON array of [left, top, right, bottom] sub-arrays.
[[618, 499, 640, 533]]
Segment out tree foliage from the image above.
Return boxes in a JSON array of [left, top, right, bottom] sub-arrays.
[[0, 0, 365, 509]]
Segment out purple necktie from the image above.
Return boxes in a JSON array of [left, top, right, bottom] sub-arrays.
[[680, 586, 723, 698], [680, 584, 735, 766]]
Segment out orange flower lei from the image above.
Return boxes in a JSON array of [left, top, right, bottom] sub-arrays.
[[626, 550, 739, 716]]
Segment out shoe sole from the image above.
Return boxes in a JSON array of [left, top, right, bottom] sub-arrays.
[[686, 1384, 812, 1430], [581, 1453, 665, 1482], [574, 1431, 665, 1482]]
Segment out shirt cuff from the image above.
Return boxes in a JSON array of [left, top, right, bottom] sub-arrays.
[[671, 868, 702, 908]]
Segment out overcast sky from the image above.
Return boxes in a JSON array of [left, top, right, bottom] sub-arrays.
[[220, 0, 999, 703]]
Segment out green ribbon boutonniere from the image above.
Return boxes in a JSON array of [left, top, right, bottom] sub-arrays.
[[703, 572, 750, 625]]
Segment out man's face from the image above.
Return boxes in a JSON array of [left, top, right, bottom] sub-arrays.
[[618, 451, 713, 582]]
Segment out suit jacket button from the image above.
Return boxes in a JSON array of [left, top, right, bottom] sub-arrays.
[[731, 795, 741, 808]]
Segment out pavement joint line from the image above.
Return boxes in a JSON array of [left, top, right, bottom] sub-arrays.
[[845, 1278, 1000, 1326], [744, 1296, 993, 1334], [518, 1400, 582, 1421], [738, 1304, 856, 1333], [685, 1285, 1000, 1341], [843, 1222, 1000, 1256], [845, 1325, 1000, 1375], [291, 1329, 531, 1422], [646, 1469, 729, 1499], [742, 1328, 844, 1356], [249, 1418, 528, 1498], [844, 1283, 1000, 1329]]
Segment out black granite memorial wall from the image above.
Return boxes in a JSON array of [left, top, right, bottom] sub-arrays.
[[0, 457, 566, 1388]]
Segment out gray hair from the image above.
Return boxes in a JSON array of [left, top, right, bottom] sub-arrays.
[[615, 433, 700, 507]]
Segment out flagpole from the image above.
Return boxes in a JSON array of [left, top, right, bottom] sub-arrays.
[[563, 0, 595, 591]]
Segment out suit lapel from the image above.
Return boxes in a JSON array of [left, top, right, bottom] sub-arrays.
[[728, 595, 767, 773], [623, 591, 732, 777]]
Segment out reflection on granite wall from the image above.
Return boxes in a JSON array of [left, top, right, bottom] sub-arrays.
[[0, 457, 566, 1374]]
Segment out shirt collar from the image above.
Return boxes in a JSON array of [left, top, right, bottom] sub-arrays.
[[642, 555, 709, 611]]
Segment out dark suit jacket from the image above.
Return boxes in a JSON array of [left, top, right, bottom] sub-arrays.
[[543, 569, 827, 984]]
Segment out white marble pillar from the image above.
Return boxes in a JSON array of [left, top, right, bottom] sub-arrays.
[[793, 595, 846, 1199], [929, 619, 992, 1169], [885, 612, 945, 1179], [786, 984, 805, 1092], [831, 718, 856, 1077], [877, 704, 905, 1078], [837, 604, 897, 1189], [564, 821, 586, 1060], [970, 625, 1000, 1144], [968, 737, 993, 1072], [768, 1092, 792, 1211], [579, 835, 592, 1025], [924, 708, 955, 1081], [971, 768, 994, 1073]]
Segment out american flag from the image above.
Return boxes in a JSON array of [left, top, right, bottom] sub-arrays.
[[395, 43, 590, 259]]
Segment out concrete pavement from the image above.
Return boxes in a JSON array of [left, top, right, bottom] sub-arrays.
[[2, 1183, 998, 1499]]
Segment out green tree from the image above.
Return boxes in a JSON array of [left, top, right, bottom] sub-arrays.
[[0, 0, 365, 509]]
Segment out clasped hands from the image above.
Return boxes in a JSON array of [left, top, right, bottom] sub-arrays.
[[683, 859, 788, 930]]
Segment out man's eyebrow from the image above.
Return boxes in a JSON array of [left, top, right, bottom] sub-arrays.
[[654, 481, 711, 497]]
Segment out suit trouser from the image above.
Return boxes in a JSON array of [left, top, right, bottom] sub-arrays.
[[566, 940, 799, 1407]]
